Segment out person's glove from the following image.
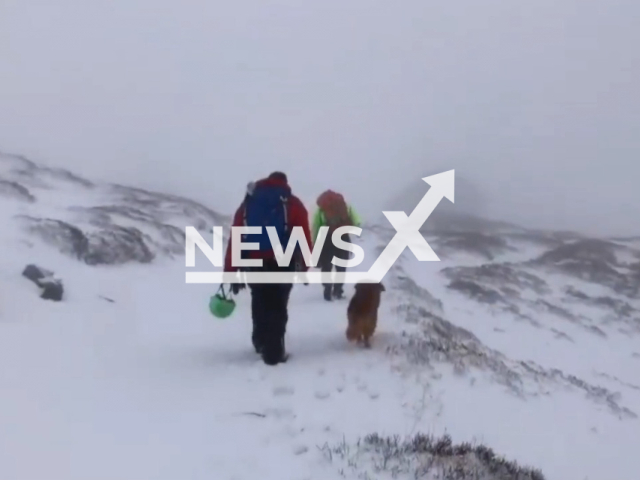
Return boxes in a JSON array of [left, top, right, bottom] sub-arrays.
[[230, 282, 246, 295]]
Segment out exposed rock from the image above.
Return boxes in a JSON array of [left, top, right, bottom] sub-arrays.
[[447, 279, 505, 305], [82, 205, 187, 255], [2, 152, 228, 266], [0, 151, 38, 171], [17, 216, 89, 260], [0, 179, 35, 202], [1, 151, 94, 189], [84, 226, 155, 265], [536, 238, 619, 265], [389, 302, 637, 419], [531, 239, 640, 298], [550, 328, 574, 342], [16, 215, 154, 265], [440, 259, 636, 337], [22, 264, 64, 301], [565, 286, 636, 318], [534, 299, 579, 322], [391, 272, 443, 314], [40, 166, 95, 188], [442, 263, 549, 296]]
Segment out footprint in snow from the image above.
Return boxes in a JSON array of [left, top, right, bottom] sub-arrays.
[[293, 445, 309, 455], [357, 381, 379, 399], [273, 386, 295, 397], [315, 390, 331, 400], [263, 407, 296, 420], [283, 424, 302, 438]]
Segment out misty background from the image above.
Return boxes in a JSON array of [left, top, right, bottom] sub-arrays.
[[1, 0, 638, 236]]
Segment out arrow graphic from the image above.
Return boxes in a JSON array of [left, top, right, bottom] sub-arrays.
[[364, 169, 455, 282], [185, 170, 454, 284]]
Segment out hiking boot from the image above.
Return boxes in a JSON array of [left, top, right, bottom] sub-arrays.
[[262, 337, 287, 365], [323, 285, 332, 301], [332, 285, 344, 299]]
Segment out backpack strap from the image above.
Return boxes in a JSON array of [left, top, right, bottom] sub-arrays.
[[281, 194, 289, 232], [243, 200, 248, 227]]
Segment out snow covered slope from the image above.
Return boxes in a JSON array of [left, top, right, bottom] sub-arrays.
[[1, 151, 639, 480]]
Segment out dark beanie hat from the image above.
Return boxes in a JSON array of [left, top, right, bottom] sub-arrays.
[[268, 171, 288, 182]]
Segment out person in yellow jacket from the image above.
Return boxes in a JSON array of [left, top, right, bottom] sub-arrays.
[[311, 190, 362, 300]]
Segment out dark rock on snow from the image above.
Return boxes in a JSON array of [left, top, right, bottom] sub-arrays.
[[22, 264, 64, 301], [0, 179, 36, 203]]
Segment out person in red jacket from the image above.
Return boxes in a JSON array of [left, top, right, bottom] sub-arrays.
[[223, 171, 312, 365]]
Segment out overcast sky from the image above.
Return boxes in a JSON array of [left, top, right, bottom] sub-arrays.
[[1, 0, 638, 236]]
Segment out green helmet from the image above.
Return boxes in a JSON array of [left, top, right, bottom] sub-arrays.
[[209, 285, 236, 319]]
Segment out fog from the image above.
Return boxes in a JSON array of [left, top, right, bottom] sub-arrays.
[[1, 0, 639, 236]]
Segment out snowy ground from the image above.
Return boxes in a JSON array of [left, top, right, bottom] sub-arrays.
[[1, 152, 640, 479], [0, 235, 412, 479], [1, 228, 639, 480], [398, 254, 640, 480]]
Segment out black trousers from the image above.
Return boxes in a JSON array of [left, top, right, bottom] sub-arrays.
[[246, 258, 293, 364], [318, 232, 352, 293]]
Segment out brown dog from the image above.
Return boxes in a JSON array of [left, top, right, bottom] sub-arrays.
[[346, 282, 385, 348]]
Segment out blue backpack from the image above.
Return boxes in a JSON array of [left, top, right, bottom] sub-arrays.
[[242, 183, 292, 253]]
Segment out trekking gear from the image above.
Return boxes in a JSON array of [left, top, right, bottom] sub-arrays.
[[316, 190, 351, 231], [209, 285, 236, 319], [312, 203, 361, 243], [246, 257, 294, 365], [262, 335, 288, 365], [243, 182, 292, 252], [231, 282, 245, 295]]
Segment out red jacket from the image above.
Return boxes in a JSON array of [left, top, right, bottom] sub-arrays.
[[223, 176, 313, 272]]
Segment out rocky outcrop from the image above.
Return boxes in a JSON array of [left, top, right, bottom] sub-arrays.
[[0, 179, 35, 203], [108, 184, 228, 230], [442, 263, 550, 302], [531, 239, 640, 298], [22, 264, 64, 301], [16, 216, 155, 265], [387, 286, 637, 420], [432, 235, 640, 338], [1, 152, 228, 266]]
